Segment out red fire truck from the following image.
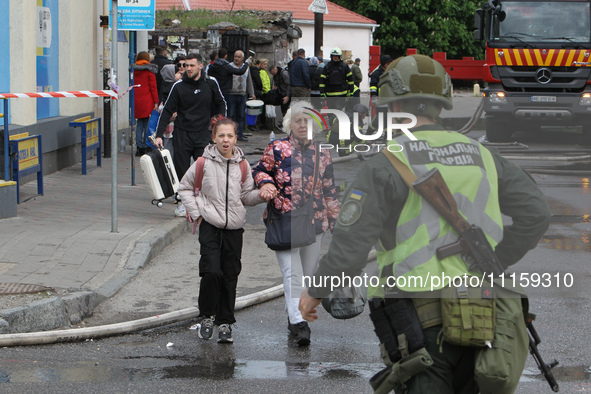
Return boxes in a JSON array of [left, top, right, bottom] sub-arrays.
[[474, 0, 591, 142]]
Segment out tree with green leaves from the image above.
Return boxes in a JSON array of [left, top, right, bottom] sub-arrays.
[[331, 0, 484, 59]]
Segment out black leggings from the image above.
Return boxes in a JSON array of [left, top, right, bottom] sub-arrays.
[[197, 220, 244, 325]]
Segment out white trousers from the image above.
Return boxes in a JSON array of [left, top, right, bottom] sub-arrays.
[[275, 233, 323, 325]]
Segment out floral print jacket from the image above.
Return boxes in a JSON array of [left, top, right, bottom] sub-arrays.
[[252, 134, 340, 233]]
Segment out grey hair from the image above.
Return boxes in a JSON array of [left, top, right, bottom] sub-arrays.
[[283, 100, 320, 134]]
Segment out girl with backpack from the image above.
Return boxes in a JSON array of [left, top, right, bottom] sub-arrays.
[[177, 116, 270, 343]]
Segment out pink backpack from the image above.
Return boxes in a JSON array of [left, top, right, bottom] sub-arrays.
[[188, 156, 250, 234]]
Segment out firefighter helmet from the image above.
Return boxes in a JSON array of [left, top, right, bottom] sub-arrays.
[[330, 47, 342, 58], [378, 54, 453, 110]]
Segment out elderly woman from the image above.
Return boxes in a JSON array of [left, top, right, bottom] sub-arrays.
[[252, 101, 340, 346]]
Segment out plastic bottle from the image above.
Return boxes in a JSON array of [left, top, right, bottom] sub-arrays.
[[269, 130, 275, 143], [120, 132, 126, 153]]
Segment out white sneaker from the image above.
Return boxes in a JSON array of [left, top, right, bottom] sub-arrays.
[[175, 203, 186, 217]]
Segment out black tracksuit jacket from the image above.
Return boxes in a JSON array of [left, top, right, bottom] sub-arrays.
[[156, 71, 227, 146]]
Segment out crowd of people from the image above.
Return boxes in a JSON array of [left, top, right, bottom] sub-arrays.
[[145, 45, 370, 216], [136, 45, 550, 394], [139, 46, 394, 156]]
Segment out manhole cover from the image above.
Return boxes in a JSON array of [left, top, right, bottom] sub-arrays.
[[0, 283, 54, 295]]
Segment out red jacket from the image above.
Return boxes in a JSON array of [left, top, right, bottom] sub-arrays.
[[133, 60, 159, 119]]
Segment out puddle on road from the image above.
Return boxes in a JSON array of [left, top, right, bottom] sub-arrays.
[[550, 215, 591, 224], [555, 365, 591, 382], [523, 365, 591, 382], [540, 213, 591, 251], [530, 166, 590, 188], [2, 359, 590, 385], [0, 359, 381, 383], [540, 233, 591, 252]]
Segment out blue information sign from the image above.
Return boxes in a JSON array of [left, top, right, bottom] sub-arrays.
[[110, 0, 155, 31]]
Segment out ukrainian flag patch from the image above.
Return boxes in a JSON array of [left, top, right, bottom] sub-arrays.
[[350, 189, 363, 200]]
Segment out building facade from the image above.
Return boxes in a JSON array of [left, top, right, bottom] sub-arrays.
[[0, 0, 142, 179]]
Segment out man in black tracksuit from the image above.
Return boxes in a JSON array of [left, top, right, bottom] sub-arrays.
[[154, 53, 227, 181]]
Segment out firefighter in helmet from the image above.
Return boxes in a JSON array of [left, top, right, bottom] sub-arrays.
[[319, 47, 355, 111], [299, 54, 550, 393]]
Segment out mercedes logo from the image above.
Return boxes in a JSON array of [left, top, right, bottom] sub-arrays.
[[536, 68, 552, 84]]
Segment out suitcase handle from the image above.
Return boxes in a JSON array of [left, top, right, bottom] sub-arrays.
[[148, 134, 162, 151]]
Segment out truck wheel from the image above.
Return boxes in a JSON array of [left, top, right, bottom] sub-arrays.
[[485, 117, 512, 142]]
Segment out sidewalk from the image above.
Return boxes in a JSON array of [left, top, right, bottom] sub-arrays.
[[0, 93, 483, 334]]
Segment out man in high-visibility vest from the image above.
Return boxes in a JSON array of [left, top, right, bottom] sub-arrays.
[[300, 54, 551, 393]]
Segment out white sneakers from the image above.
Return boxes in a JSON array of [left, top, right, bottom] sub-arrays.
[[175, 203, 186, 217]]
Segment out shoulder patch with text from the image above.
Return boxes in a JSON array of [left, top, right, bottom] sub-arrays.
[[404, 140, 484, 168]]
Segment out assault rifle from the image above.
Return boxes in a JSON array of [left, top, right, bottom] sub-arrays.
[[412, 167, 560, 392], [527, 315, 560, 392], [411, 168, 505, 276]]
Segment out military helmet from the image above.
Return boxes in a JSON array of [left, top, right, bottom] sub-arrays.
[[330, 47, 342, 57], [378, 54, 453, 110]]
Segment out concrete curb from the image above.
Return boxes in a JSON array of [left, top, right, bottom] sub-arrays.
[[0, 219, 189, 334]]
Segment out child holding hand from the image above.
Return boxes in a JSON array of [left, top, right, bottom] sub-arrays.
[[177, 116, 271, 343]]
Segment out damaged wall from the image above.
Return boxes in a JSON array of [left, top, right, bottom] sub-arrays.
[[149, 12, 300, 68]]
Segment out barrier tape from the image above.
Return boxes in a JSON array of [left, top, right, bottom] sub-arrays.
[[0, 90, 119, 99], [117, 85, 140, 99]]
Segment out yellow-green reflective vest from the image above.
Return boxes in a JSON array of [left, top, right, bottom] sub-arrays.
[[370, 130, 504, 297]]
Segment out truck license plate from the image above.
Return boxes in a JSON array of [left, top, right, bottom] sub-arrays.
[[531, 96, 557, 102]]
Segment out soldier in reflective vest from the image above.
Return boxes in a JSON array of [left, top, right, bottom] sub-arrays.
[[299, 54, 551, 393]]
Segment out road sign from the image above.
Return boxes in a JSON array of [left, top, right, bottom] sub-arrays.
[[110, 0, 155, 31], [308, 0, 328, 14]]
